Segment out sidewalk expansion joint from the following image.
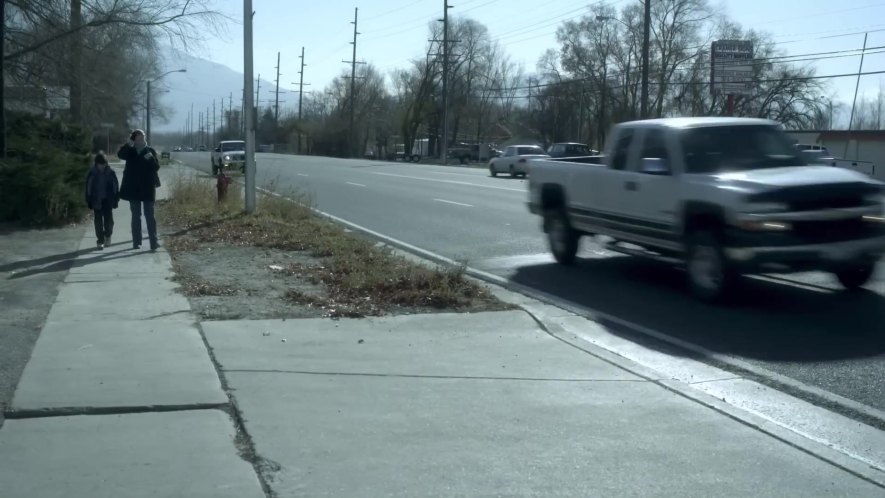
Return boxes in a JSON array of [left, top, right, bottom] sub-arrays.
[[224, 368, 648, 383], [3, 402, 229, 420]]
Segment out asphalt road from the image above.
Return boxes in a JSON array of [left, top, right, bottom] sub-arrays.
[[175, 152, 885, 414]]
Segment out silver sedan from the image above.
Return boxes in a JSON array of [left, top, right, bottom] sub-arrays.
[[489, 145, 549, 178]]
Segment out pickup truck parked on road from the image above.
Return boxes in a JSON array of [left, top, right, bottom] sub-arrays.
[[528, 117, 885, 301], [211, 140, 246, 174]]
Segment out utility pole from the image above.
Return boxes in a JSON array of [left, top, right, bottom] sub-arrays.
[[146, 80, 151, 141], [297, 46, 311, 154], [441, 0, 453, 163], [256, 74, 261, 109], [640, 0, 651, 119], [190, 103, 194, 148], [213, 99, 216, 145], [70, 0, 82, 123], [1, 0, 6, 157], [845, 32, 869, 160], [342, 7, 363, 157], [244, 0, 257, 214], [274, 51, 281, 123], [229, 91, 234, 136]]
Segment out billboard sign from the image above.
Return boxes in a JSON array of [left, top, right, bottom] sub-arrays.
[[711, 40, 754, 95]]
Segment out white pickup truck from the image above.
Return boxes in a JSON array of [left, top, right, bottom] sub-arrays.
[[528, 117, 885, 301], [211, 140, 246, 175]]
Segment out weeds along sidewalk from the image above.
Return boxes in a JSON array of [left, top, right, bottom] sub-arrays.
[[157, 169, 511, 320]]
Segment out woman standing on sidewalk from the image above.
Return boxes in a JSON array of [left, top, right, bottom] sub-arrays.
[[118, 129, 161, 251]]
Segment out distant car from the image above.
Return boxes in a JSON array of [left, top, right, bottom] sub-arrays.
[[489, 145, 549, 177], [211, 140, 247, 174], [173, 146, 182, 152], [547, 142, 597, 158], [795, 143, 832, 156], [198, 144, 207, 152]]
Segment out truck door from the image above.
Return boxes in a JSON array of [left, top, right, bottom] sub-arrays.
[[618, 127, 681, 252], [581, 128, 640, 235]]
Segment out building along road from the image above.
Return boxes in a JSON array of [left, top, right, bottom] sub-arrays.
[[176, 152, 885, 420]]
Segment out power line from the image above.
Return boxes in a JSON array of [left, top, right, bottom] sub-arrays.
[[475, 69, 885, 100]]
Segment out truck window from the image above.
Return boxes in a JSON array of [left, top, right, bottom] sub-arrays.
[[681, 125, 806, 174], [610, 130, 634, 170], [639, 129, 669, 161]]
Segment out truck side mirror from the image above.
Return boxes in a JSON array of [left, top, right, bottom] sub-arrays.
[[641, 157, 670, 175], [215, 147, 221, 153]]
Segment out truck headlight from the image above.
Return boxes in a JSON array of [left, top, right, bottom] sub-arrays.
[[224, 155, 231, 161], [863, 215, 885, 223]]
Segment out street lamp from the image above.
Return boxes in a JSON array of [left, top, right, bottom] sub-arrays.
[[146, 69, 186, 143]]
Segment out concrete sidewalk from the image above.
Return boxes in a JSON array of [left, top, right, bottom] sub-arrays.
[[1, 161, 883, 497], [202, 312, 885, 497], [0, 165, 265, 498]]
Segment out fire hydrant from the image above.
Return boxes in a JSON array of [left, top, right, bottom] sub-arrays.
[[216, 171, 232, 202]]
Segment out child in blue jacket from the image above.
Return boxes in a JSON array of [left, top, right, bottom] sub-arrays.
[[85, 152, 120, 250]]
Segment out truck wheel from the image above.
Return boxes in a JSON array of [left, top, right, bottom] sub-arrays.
[[546, 210, 579, 266], [509, 165, 516, 178], [212, 163, 218, 175], [490, 166, 497, 177], [834, 261, 876, 290], [686, 231, 736, 302]]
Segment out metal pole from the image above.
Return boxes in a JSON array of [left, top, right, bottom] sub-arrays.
[[244, 0, 257, 214], [1, 0, 6, 158], [298, 46, 306, 154], [274, 51, 281, 123], [442, 0, 452, 163], [213, 99, 216, 145], [640, 0, 651, 119], [350, 7, 359, 157], [845, 33, 868, 160], [146, 80, 151, 142]]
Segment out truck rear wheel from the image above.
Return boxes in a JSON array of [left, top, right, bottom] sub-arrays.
[[686, 231, 736, 302], [834, 261, 876, 290], [546, 210, 579, 266]]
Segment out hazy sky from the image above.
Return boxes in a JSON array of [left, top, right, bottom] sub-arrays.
[[162, 0, 885, 129]]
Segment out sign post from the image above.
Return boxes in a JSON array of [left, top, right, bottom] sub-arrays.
[[100, 122, 113, 154], [711, 40, 753, 116]]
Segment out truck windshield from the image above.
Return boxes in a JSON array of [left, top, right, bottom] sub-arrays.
[[221, 142, 245, 152], [681, 125, 805, 173]]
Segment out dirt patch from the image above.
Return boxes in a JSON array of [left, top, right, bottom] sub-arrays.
[[159, 174, 512, 320]]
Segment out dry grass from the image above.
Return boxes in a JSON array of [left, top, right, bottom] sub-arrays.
[[159, 174, 507, 317]]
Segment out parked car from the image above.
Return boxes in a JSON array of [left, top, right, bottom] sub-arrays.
[[547, 142, 597, 158], [197, 144, 207, 152], [172, 146, 182, 152], [211, 140, 246, 174], [448, 143, 473, 164], [795, 143, 832, 156], [528, 117, 885, 301], [489, 145, 549, 177]]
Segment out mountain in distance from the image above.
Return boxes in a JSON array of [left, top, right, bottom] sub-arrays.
[[152, 47, 294, 133]]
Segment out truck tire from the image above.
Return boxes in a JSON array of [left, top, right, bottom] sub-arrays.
[[686, 230, 736, 302], [834, 261, 876, 290], [509, 165, 516, 178], [490, 165, 497, 177], [212, 161, 219, 175], [546, 210, 579, 266]]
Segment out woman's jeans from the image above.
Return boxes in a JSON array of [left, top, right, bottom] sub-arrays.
[[129, 200, 157, 247]]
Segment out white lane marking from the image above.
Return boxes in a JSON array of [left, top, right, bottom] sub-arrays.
[[371, 171, 524, 192], [433, 198, 473, 207], [430, 171, 488, 178], [346, 181, 366, 187], [297, 173, 309, 177]]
